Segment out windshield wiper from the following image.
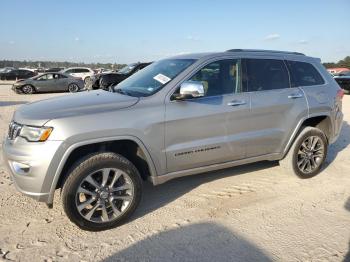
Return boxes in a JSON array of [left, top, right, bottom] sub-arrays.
[[114, 88, 131, 96]]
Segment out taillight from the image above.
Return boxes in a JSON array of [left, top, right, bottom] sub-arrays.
[[337, 89, 344, 100]]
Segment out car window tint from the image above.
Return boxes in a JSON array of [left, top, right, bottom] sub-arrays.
[[287, 61, 325, 87], [188, 59, 240, 97], [243, 59, 290, 92]]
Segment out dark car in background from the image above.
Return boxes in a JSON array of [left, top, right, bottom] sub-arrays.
[[90, 62, 151, 90], [334, 71, 350, 93], [0, 69, 37, 80], [12, 72, 85, 94]]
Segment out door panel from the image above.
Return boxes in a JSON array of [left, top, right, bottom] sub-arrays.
[[165, 93, 250, 173], [242, 58, 308, 157], [246, 88, 308, 157]]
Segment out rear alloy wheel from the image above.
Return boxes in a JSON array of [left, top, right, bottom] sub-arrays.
[[62, 152, 142, 231], [68, 83, 79, 93], [84, 77, 91, 85], [21, 85, 34, 94], [279, 127, 328, 178]]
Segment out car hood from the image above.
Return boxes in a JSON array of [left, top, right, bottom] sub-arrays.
[[14, 90, 139, 126]]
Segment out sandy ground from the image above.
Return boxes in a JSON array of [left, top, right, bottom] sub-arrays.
[[0, 84, 349, 262]]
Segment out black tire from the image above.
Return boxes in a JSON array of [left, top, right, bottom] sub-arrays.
[[279, 127, 328, 178], [68, 83, 79, 93], [62, 152, 142, 231], [21, 85, 35, 94]]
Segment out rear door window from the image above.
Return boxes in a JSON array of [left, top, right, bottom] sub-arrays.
[[243, 59, 290, 92], [287, 61, 325, 87]]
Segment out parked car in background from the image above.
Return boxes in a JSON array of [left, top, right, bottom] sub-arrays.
[[0, 69, 37, 80], [0, 67, 15, 73], [90, 62, 151, 90], [45, 67, 65, 72], [3, 49, 343, 231], [61, 67, 95, 85], [327, 67, 349, 75], [334, 70, 350, 93], [11, 72, 85, 94]]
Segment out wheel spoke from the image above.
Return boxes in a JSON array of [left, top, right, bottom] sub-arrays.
[[111, 184, 132, 192], [310, 137, 319, 150], [84, 202, 100, 220], [101, 204, 109, 221], [85, 175, 101, 189], [300, 158, 308, 171], [110, 201, 121, 216], [310, 156, 317, 169], [77, 186, 96, 197], [109, 170, 122, 188], [102, 169, 110, 187], [114, 195, 132, 201]]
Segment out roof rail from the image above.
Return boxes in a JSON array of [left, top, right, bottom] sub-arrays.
[[226, 49, 305, 56]]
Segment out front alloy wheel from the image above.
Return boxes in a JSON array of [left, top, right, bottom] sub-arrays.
[[62, 153, 142, 231], [76, 168, 134, 223]]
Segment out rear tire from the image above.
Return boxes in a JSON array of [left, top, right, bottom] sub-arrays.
[[21, 85, 35, 94], [84, 77, 91, 85], [62, 152, 142, 231], [279, 127, 328, 178]]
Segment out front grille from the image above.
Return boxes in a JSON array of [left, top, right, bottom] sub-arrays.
[[8, 122, 22, 140]]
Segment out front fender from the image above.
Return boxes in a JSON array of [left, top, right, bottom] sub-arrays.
[[46, 135, 158, 204]]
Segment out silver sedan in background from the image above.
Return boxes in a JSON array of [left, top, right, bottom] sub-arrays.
[[11, 73, 85, 94]]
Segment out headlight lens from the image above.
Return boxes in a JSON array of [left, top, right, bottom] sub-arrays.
[[19, 126, 53, 142]]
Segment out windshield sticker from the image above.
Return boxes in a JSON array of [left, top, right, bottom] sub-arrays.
[[153, 73, 171, 84]]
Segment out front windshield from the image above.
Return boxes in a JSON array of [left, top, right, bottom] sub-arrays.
[[114, 59, 195, 97], [117, 63, 137, 74]]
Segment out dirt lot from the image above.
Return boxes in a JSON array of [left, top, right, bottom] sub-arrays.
[[0, 84, 349, 262]]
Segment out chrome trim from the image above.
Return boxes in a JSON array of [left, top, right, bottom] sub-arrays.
[[8, 122, 22, 140], [179, 81, 205, 98]]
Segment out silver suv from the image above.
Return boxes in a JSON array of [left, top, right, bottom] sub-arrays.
[[2, 49, 344, 231]]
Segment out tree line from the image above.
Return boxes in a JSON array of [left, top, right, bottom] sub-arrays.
[[0, 60, 126, 70], [323, 56, 350, 69], [1, 56, 349, 70]]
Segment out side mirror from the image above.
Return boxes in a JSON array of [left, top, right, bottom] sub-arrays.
[[173, 81, 205, 100]]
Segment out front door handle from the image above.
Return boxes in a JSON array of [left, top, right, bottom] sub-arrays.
[[288, 93, 303, 99], [227, 100, 246, 106]]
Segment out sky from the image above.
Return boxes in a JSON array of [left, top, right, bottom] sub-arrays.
[[0, 0, 349, 64]]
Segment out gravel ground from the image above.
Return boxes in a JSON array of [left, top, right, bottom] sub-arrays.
[[0, 85, 349, 262]]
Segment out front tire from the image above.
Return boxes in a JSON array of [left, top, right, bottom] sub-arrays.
[[62, 152, 142, 231], [21, 85, 35, 94], [279, 127, 328, 178]]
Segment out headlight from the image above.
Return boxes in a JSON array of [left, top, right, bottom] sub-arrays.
[[19, 126, 53, 142]]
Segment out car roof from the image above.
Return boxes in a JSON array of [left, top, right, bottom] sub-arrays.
[[63, 67, 91, 70], [168, 49, 319, 62]]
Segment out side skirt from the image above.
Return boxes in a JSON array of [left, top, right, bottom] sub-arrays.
[[149, 153, 281, 185]]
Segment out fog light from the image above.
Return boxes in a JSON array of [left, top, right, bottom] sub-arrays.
[[10, 161, 31, 175]]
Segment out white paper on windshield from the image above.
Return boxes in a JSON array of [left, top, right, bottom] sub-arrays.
[[153, 73, 171, 84]]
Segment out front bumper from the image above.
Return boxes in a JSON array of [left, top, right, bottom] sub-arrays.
[[2, 137, 63, 203]]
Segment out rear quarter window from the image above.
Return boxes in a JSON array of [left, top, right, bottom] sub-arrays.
[[287, 61, 325, 87]]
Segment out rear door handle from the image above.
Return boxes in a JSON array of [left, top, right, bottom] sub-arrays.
[[227, 100, 246, 106], [288, 93, 303, 99]]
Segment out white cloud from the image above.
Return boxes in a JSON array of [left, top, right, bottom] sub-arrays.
[[8, 40, 15, 45], [298, 39, 309, 45], [75, 37, 80, 41], [264, 33, 280, 41], [186, 35, 200, 41]]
